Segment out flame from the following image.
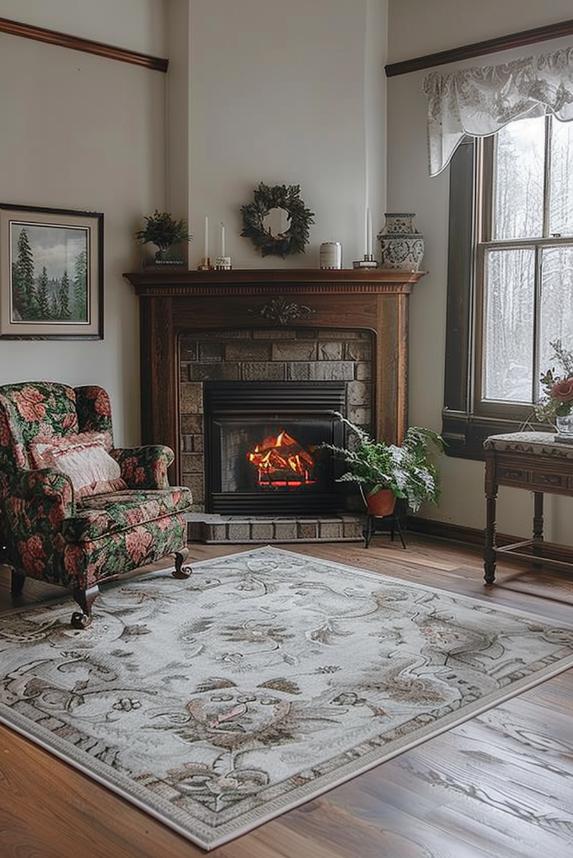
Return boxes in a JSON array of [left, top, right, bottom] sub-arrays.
[[247, 430, 316, 487]]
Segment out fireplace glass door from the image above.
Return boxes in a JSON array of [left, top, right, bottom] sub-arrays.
[[204, 382, 346, 514]]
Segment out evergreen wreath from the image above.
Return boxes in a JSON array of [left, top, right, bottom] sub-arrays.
[[240, 183, 314, 257]]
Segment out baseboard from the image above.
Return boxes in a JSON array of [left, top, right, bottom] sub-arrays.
[[407, 516, 573, 568]]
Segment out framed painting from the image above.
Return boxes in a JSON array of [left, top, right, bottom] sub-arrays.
[[0, 204, 103, 339]]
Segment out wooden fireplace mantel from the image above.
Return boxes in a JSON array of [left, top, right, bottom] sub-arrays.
[[124, 268, 425, 483], [126, 267, 424, 295]]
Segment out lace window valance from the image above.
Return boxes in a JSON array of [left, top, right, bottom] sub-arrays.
[[424, 46, 573, 176]]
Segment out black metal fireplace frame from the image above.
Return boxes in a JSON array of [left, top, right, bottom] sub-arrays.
[[204, 381, 347, 514]]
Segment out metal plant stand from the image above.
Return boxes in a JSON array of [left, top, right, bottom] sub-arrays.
[[363, 501, 407, 549]]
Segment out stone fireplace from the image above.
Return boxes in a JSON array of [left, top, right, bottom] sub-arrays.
[[179, 327, 373, 513], [125, 268, 423, 541]]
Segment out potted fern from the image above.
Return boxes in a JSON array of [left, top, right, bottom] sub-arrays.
[[324, 414, 444, 515], [136, 210, 191, 265]]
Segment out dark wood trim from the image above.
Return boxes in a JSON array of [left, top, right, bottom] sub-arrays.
[[0, 16, 168, 72], [443, 139, 475, 419], [407, 515, 573, 568], [125, 268, 425, 296], [385, 19, 573, 77]]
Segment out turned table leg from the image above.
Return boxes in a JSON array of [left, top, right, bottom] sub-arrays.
[[484, 453, 498, 585], [532, 491, 544, 569]]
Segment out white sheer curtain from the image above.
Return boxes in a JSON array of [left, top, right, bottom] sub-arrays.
[[424, 46, 573, 176]]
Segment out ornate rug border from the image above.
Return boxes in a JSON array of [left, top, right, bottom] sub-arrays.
[[1, 546, 572, 851]]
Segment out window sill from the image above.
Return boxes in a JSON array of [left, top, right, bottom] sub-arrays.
[[441, 409, 544, 461]]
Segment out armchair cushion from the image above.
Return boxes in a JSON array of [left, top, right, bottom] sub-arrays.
[[112, 445, 174, 489], [62, 486, 192, 542]]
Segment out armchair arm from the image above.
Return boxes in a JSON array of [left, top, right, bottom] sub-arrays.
[[11, 468, 75, 512], [111, 445, 174, 489], [2, 469, 75, 576]]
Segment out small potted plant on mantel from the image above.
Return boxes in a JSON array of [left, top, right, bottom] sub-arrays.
[[324, 414, 444, 516], [135, 210, 191, 265]]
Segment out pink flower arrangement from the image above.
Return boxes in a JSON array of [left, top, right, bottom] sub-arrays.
[[537, 340, 573, 422], [550, 378, 573, 403]]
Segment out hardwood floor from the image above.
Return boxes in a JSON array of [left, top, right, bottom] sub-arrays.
[[1, 536, 572, 858]]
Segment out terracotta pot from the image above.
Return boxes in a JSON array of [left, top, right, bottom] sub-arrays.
[[366, 488, 396, 517]]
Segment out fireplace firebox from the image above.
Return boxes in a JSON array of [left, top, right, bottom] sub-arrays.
[[204, 382, 346, 514]]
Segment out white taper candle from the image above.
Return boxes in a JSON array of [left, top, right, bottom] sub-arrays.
[[204, 216, 209, 259]]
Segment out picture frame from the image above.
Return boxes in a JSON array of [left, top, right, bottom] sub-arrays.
[[0, 203, 103, 340]]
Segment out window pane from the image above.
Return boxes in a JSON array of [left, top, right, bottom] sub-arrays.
[[493, 116, 545, 240], [539, 246, 573, 393], [483, 248, 535, 402], [549, 120, 573, 237]]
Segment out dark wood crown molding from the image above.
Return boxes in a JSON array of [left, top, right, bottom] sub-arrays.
[[385, 19, 573, 77], [0, 16, 168, 72]]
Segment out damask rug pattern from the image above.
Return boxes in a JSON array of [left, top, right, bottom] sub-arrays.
[[1, 547, 572, 850]]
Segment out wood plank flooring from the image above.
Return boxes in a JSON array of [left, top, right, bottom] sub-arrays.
[[1, 536, 572, 858]]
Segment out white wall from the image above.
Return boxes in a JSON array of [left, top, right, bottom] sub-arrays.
[[387, 0, 573, 542], [0, 0, 166, 55], [0, 2, 166, 445], [184, 0, 388, 269], [388, 0, 573, 63]]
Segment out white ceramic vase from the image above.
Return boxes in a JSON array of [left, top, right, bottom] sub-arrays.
[[555, 413, 573, 443], [378, 213, 424, 271]]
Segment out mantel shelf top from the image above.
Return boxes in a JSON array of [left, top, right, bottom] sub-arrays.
[[124, 267, 426, 295]]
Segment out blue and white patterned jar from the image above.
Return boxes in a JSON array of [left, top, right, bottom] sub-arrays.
[[378, 213, 424, 271]]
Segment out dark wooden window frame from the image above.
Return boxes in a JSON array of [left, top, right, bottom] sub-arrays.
[[443, 123, 573, 460]]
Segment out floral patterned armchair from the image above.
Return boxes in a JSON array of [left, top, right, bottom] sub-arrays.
[[0, 382, 193, 627]]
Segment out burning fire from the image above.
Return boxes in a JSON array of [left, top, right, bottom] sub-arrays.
[[247, 430, 316, 487]]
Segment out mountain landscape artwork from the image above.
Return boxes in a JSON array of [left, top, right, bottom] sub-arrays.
[[10, 222, 89, 323]]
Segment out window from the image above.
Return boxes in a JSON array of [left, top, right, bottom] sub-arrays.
[[443, 118, 573, 458]]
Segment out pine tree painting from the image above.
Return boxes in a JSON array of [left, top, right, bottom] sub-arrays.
[[10, 223, 89, 324], [72, 249, 88, 321], [36, 266, 50, 319]]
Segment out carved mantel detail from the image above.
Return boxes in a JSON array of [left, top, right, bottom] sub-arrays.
[[248, 296, 316, 325], [124, 268, 424, 483]]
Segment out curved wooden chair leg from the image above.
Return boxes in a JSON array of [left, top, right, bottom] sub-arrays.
[[71, 584, 100, 629], [11, 569, 26, 598], [173, 547, 192, 579]]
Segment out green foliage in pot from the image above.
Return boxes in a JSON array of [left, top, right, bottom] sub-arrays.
[[324, 414, 444, 512], [135, 210, 191, 261]]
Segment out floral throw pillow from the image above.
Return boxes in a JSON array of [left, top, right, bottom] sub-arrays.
[[29, 432, 127, 498]]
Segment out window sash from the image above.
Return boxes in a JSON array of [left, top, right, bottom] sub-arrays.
[[473, 126, 573, 420]]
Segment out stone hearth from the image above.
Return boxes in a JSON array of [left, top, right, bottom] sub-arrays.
[[187, 513, 364, 544]]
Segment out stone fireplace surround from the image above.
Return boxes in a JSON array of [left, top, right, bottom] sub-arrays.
[[179, 326, 373, 512], [125, 268, 423, 542]]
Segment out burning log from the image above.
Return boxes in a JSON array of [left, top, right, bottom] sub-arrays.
[[247, 430, 316, 487]]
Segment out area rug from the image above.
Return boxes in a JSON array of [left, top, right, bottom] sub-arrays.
[[1, 547, 573, 850]]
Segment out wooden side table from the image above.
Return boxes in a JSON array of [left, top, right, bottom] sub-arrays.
[[483, 432, 573, 584]]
